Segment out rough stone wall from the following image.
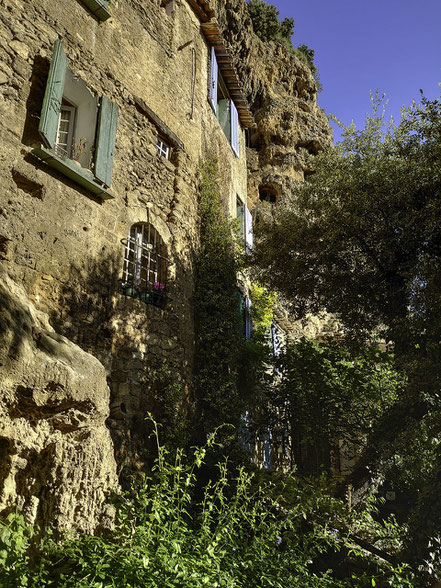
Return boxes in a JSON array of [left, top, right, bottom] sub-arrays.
[[0, 270, 117, 533], [0, 0, 249, 527], [213, 0, 332, 205], [0, 0, 332, 530]]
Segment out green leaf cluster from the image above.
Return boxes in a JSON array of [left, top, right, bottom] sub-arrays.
[[247, 1, 320, 88], [267, 338, 405, 475], [0, 419, 417, 587], [253, 90, 441, 577], [247, 0, 294, 47], [194, 161, 245, 443]]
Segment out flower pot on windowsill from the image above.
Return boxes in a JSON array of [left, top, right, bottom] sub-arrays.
[[121, 283, 139, 298]]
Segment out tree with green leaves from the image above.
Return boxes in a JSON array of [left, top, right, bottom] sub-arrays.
[[247, 1, 321, 89], [247, 0, 294, 47], [253, 91, 441, 578], [267, 337, 405, 476]]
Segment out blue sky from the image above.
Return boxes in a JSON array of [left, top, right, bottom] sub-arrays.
[[270, 0, 441, 143]]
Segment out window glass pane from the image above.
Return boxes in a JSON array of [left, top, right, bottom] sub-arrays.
[[123, 224, 168, 290], [55, 105, 75, 157], [156, 138, 169, 158]]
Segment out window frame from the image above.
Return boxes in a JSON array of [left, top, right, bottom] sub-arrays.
[[32, 40, 118, 200], [55, 104, 76, 159], [209, 47, 240, 157], [121, 223, 169, 308], [156, 136, 170, 159]]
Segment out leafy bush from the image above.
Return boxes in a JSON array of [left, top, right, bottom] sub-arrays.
[[247, 1, 321, 89], [0, 418, 418, 587], [194, 161, 245, 443], [247, 0, 294, 48]]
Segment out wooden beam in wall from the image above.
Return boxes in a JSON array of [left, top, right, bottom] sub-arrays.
[[201, 21, 255, 128], [186, 0, 215, 23]]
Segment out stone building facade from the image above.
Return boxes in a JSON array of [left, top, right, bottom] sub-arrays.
[[0, 0, 331, 531]]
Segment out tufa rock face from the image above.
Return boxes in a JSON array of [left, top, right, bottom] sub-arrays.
[[0, 271, 118, 533], [215, 0, 332, 204]]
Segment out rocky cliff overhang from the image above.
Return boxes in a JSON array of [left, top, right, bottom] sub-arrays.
[[185, 0, 255, 128]]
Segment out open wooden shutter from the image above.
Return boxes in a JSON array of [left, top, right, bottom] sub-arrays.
[[245, 205, 253, 252], [39, 40, 67, 149], [94, 95, 118, 187], [80, 0, 111, 21], [230, 100, 239, 157], [209, 46, 218, 113]]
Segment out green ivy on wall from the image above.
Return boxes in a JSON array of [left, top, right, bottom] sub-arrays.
[[194, 161, 246, 445]]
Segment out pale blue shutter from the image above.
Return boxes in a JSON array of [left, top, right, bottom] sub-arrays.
[[209, 46, 218, 113], [245, 205, 253, 252], [244, 296, 252, 339], [80, 0, 111, 21], [94, 95, 118, 187], [39, 40, 67, 149], [263, 428, 273, 469], [230, 100, 239, 157]]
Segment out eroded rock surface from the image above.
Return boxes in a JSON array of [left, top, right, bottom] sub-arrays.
[[0, 271, 117, 533], [215, 0, 332, 204]]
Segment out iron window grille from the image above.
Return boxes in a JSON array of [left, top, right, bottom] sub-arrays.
[[156, 137, 170, 159], [121, 223, 170, 307]]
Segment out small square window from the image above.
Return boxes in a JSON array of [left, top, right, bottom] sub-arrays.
[[156, 137, 170, 159]]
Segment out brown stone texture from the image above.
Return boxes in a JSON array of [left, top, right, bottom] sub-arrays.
[[0, 270, 117, 533], [0, 0, 332, 530], [214, 0, 332, 205]]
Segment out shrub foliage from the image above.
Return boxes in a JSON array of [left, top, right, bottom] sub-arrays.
[[0, 418, 417, 587]]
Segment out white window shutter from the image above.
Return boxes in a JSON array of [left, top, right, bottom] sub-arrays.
[[230, 100, 239, 157], [209, 47, 218, 113], [244, 295, 252, 339], [245, 205, 253, 252]]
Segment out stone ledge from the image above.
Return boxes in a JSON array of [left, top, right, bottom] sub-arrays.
[[31, 146, 115, 200]]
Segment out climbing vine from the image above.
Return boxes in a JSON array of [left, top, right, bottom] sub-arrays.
[[194, 161, 246, 444]]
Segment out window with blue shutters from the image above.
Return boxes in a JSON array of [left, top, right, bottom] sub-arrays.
[[209, 46, 240, 157], [32, 40, 118, 200], [244, 205, 253, 253]]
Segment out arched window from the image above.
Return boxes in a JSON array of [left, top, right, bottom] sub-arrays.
[[121, 223, 168, 307]]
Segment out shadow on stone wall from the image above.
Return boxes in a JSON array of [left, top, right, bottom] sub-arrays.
[[48, 249, 192, 486], [49, 252, 120, 360], [0, 270, 118, 533]]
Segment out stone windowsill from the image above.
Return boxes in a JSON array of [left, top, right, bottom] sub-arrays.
[[32, 146, 114, 200]]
